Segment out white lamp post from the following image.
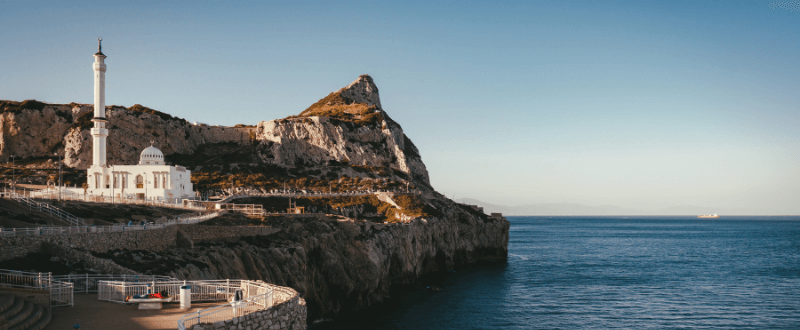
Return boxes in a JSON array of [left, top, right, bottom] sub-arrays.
[[10, 155, 15, 193], [54, 153, 62, 200]]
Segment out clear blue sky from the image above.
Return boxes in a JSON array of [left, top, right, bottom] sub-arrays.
[[2, 0, 799, 213]]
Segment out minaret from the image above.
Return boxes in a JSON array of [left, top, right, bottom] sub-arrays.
[[91, 38, 108, 167]]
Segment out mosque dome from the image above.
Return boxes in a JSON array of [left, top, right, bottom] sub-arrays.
[[139, 145, 165, 165]]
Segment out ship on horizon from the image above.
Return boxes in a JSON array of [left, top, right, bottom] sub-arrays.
[[698, 214, 720, 218]]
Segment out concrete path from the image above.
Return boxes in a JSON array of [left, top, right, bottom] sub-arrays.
[[45, 294, 224, 330]]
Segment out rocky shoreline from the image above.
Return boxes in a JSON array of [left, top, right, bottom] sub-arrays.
[[106, 198, 508, 319]]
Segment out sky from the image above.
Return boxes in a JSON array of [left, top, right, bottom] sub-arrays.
[[1, 0, 799, 214]]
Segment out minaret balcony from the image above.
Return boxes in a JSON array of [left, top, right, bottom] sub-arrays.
[[91, 127, 108, 136]]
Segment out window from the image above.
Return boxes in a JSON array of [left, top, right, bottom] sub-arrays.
[[94, 175, 100, 189], [162, 176, 166, 189], [105, 175, 110, 188], [135, 175, 144, 189], [113, 176, 118, 189], [154, 174, 159, 188]]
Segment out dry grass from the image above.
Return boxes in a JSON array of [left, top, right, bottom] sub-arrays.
[[0, 99, 47, 113], [294, 92, 383, 126], [235, 194, 437, 223]]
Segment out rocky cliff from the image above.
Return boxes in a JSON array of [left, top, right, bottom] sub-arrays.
[[1, 75, 428, 183], [1, 75, 508, 321], [97, 197, 508, 319]]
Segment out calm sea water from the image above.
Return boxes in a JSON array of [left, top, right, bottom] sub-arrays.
[[316, 216, 800, 329]]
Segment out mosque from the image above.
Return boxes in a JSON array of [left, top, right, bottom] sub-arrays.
[[77, 39, 194, 202]]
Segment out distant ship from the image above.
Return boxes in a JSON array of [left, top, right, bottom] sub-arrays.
[[698, 214, 719, 218]]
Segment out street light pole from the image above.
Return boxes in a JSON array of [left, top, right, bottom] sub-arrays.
[[55, 152, 62, 200], [10, 155, 15, 194]]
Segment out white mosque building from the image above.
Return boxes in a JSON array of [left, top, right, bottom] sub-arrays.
[[73, 39, 194, 202]]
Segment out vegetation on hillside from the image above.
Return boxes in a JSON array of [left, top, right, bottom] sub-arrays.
[[128, 104, 188, 124], [234, 194, 441, 223], [0, 100, 47, 113], [0, 157, 86, 186], [289, 92, 383, 126]]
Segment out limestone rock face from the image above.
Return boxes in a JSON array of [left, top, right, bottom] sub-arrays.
[[338, 74, 382, 109], [255, 114, 428, 183], [1, 103, 254, 168], [1, 75, 429, 183], [0, 105, 81, 161], [62, 107, 255, 169]]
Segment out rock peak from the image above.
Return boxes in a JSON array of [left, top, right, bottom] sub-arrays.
[[336, 74, 381, 109]]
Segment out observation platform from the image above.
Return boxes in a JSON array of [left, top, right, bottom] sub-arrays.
[[45, 293, 222, 330]]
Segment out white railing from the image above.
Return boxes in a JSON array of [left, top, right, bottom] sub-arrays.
[[177, 281, 274, 330], [6, 193, 84, 226], [0, 212, 221, 238], [216, 203, 265, 216], [98, 279, 243, 304], [0, 269, 74, 307], [214, 189, 420, 204], [52, 274, 174, 294], [22, 188, 208, 212]]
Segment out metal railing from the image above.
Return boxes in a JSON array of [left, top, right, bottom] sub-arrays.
[[0, 212, 221, 238], [18, 188, 208, 212], [216, 203, 265, 216], [5, 192, 85, 226], [52, 274, 174, 294], [177, 281, 274, 330], [98, 279, 243, 304], [0, 269, 74, 307], [214, 189, 420, 203]]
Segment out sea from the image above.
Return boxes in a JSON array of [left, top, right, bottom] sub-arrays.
[[314, 216, 800, 329]]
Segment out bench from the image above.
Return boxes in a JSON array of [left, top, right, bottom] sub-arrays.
[[127, 297, 173, 310]]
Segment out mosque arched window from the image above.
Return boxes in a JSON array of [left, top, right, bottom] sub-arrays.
[[135, 175, 144, 189], [154, 174, 159, 189], [105, 175, 110, 188], [113, 176, 118, 189]]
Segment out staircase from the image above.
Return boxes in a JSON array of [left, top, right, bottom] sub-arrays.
[[5, 194, 85, 226], [0, 295, 51, 330]]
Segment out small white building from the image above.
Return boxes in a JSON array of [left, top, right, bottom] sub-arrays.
[[73, 39, 194, 202]]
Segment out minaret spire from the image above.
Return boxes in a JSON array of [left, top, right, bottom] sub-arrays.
[[95, 37, 105, 56]]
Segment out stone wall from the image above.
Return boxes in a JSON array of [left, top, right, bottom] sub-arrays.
[[0, 225, 280, 262], [193, 286, 306, 330]]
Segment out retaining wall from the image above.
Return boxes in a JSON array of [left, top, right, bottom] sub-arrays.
[[193, 286, 306, 330], [0, 225, 280, 262]]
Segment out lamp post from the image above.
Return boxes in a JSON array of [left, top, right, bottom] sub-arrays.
[[10, 155, 15, 194], [54, 153, 62, 200]]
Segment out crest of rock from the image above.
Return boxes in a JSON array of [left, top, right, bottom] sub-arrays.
[[338, 74, 381, 109], [298, 75, 382, 123]]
